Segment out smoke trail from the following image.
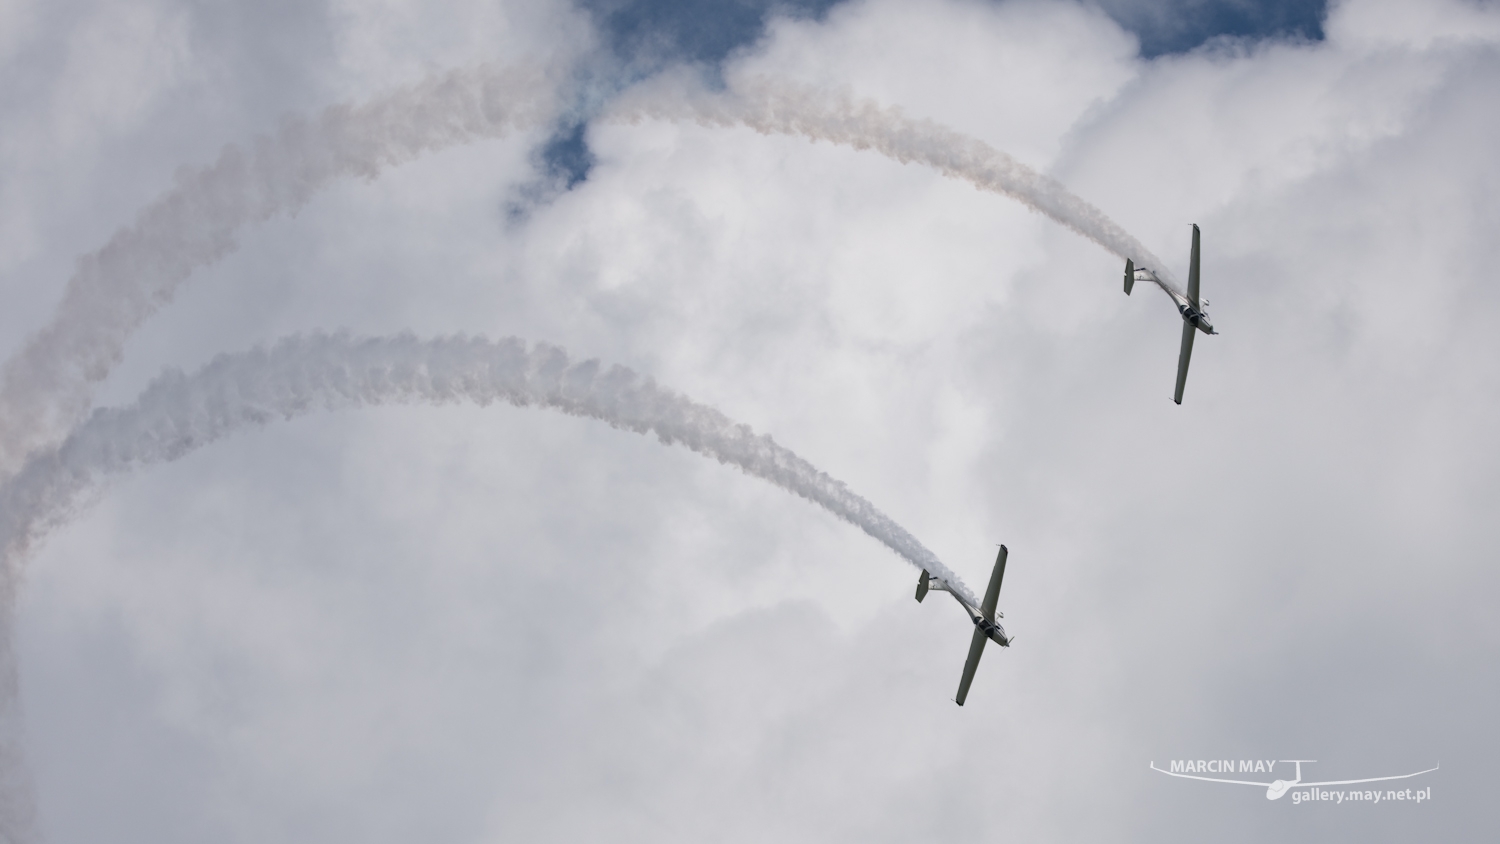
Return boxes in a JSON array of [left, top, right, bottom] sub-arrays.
[[0, 66, 1179, 487], [0, 332, 978, 607], [0, 65, 1166, 841], [609, 73, 1184, 298], [0, 63, 559, 482]]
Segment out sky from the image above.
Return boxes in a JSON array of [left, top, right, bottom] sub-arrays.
[[1, 0, 1498, 841]]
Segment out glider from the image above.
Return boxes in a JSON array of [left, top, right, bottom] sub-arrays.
[[915, 546, 1011, 705], [1124, 224, 1216, 404]]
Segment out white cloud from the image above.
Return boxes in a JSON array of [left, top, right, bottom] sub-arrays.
[[1328, 0, 1500, 49], [0, 1, 193, 163], [325, 0, 594, 96], [8, 0, 1500, 841], [744, 0, 1140, 166], [0, 0, 36, 62]]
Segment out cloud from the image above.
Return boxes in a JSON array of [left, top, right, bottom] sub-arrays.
[[6, 0, 1500, 841], [1097, 0, 1328, 57], [0, 61, 559, 482]]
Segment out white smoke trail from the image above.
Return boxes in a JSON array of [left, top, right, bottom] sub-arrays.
[[0, 66, 1179, 486], [0, 64, 1168, 842], [0, 62, 559, 481], [0, 332, 978, 607], [609, 73, 1184, 299]]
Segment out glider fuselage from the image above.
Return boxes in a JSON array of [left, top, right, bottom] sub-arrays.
[[1175, 299, 1216, 335]]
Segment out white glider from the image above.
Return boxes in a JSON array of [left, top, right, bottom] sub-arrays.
[[1124, 224, 1216, 404], [915, 546, 1011, 706]]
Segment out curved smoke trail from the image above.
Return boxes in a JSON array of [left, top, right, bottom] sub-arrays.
[[0, 332, 977, 607], [0, 62, 559, 481], [0, 63, 1167, 842], [0, 66, 1181, 488], [609, 73, 1183, 297]]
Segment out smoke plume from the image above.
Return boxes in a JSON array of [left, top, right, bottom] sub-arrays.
[[0, 63, 1182, 843], [610, 73, 1184, 299], [0, 63, 559, 481], [0, 332, 977, 607], [0, 66, 1179, 488]]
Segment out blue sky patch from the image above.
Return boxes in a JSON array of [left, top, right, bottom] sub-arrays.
[[544, 0, 1328, 186]]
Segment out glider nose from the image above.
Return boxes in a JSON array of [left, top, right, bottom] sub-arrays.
[[1266, 780, 1291, 800]]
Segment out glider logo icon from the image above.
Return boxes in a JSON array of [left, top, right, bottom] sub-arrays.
[[1150, 759, 1438, 802]]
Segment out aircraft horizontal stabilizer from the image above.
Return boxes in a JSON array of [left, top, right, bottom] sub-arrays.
[[915, 570, 930, 603], [1124, 258, 1134, 295]]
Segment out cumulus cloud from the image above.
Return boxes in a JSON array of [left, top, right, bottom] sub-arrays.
[[0, 61, 559, 485], [6, 0, 1500, 842]]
